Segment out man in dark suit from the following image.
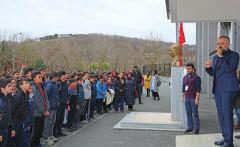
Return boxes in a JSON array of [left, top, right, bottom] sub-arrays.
[[205, 36, 239, 147]]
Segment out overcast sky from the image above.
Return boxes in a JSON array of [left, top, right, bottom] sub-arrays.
[[0, 0, 196, 44]]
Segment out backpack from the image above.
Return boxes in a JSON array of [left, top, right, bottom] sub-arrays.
[[156, 77, 161, 87]]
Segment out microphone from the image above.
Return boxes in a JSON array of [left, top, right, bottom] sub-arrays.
[[209, 50, 217, 56], [209, 47, 222, 56]]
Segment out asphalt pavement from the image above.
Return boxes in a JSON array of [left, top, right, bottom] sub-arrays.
[[52, 81, 223, 147]]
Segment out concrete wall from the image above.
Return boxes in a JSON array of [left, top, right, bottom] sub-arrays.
[[196, 22, 217, 98], [169, 0, 240, 22]]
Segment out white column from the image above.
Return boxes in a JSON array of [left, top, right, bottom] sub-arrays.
[[170, 67, 187, 128]]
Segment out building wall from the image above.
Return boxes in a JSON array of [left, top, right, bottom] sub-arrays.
[[169, 0, 240, 22], [196, 22, 217, 98], [235, 23, 240, 53]]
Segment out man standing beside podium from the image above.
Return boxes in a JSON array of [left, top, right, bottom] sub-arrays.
[[205, 36, 239, 147]]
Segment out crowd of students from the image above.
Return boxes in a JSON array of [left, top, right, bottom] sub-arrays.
[[0, 65, 156, 147]]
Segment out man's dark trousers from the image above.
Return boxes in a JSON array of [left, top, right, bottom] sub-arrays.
[[54, 103, 66, 135], [136, 84, 142, 103], [215, 91, 237, 145]]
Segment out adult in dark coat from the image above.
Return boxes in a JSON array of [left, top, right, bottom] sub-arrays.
[[132, 66, 143, 104], [124, 73, 136, 111], [205, 36, 239, 147]]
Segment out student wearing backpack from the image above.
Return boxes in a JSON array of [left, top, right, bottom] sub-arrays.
[[150, 70, 161, 100], [43, 72, 59, 145]]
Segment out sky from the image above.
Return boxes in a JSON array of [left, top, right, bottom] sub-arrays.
[[0, 0, 196, 44]]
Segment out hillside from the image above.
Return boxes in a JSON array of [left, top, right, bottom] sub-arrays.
[[13, 33, 195, 72]]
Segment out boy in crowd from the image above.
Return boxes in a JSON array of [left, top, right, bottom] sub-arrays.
[[54, 71, 68, 137], [31, 71, 50, 147], [23, 67, 33, 82], [90, 75, 97, 121], [75, 77, 85, 127], [82, 73, 91, 123], [12, 71, 20, 80], [96, 75, 107, 115], [43, 72, 59, 145], [67, 79, 78, 132], [11, 78, 31, 146], [0, 77, 16, 147]]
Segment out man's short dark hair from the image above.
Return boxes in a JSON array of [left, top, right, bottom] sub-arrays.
[[17, 77, 28, 86], [58, 71, 66, 78], [89, 75, 96, 79], [39, 68, 45, 72], [48, 72, 58, 80], [69, 74, 76, 79], [76, 77, 83, 81], [219, 35, 230, 43], [69, 79, 76, 84], [186, 63, 195, 69], [23, 67, 33, 75], [32, 71, 41, 79], [0, 77, 11, 89], [98, 75, 104, 79]]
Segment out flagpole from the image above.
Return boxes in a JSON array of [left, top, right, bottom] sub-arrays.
[[179, 22, 183, 67], [176, 22, 179, 44]]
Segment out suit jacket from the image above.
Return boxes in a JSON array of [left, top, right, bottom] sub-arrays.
[[206, 49, 239, 94]]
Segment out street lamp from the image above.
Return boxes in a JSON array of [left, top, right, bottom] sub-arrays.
[[12, 32, 22, 71]]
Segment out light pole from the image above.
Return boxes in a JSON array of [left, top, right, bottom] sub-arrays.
[[12, 32, 22, 71]]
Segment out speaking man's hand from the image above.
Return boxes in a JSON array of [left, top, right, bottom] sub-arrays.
[[205, 59, 212, 68]]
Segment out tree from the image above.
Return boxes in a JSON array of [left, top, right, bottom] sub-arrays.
[[89, 62, 99, 72], [5, 33, 174, 73], [31, 58, 46, 70], [101, 62, 110, 72], [0, 41, 12, 73], [16, 40, 40, 70]]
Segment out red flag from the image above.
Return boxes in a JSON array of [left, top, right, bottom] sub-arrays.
[[178, 22, 185, 66], [179, 22, 185, 45]]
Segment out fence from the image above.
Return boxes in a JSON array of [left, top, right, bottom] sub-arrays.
[[142, 63, 171, 76]]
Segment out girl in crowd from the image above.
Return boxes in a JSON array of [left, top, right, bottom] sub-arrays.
[[96, 75, 107, 115], [144, 72, 152, 97], [114, 73, 125, 112]]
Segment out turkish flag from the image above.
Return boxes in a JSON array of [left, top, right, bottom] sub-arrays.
[[178, 22, 185, 66], [179, 22, 185, 45]]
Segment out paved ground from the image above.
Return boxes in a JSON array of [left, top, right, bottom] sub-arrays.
[[51, 80, 231, 147]]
